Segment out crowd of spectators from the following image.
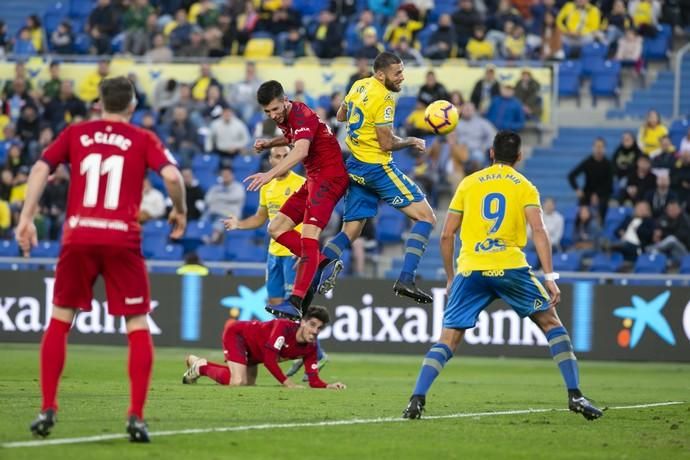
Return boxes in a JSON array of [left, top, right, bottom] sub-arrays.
[[0, 0, 686, 62]]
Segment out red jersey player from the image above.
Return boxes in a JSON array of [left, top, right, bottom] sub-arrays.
[[15, 76, 187, 443], [182, 306, 346, 390], [244, 80, 349, 320]]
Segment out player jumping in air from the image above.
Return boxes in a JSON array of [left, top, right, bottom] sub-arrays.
[[182, 306, 346, 390], [244, 80, 349, 321], [16, 76, 187, 442], [317, 52, 437, 304], [402, 131, 603, 421]]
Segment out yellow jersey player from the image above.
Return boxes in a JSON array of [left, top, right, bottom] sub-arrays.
[[223, 146, 305, 306], [403, 131, 603, 421], [318, 52, 437, 304]]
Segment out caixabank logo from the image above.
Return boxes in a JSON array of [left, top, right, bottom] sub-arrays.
[[613, 291, 676, 349]]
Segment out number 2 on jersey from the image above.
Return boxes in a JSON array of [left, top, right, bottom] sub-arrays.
[[482, 192, 506, 233], [80, 153, 124, 209], [346, 101, 364, 140]]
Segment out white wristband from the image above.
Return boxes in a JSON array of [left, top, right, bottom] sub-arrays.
[[544, 272, 560, 281]]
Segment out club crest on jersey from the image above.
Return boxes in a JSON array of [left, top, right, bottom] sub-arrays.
[[273, 336, 285, 350]]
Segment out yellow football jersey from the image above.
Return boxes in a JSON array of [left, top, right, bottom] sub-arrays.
[[344, 77, 396, 165], [448, 163, 540, 272], [259, 171, 305, 256]]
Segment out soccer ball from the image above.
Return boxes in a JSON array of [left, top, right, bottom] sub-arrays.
[[424, 100, 459, 135]]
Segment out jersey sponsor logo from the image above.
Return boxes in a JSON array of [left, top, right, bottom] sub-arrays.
[[273, 336, 285, 350], [474, 238, 506, 253], [66, 216, 128, 232], [482, 270, 505, 277], [125, 296, 144, 305], [294, 127, 311, 135], [391, 196, 404, 206], [349, 174, 366, 186]]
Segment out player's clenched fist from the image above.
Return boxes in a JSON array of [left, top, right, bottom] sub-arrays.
[[223, 214, 239, 230], [168, 209, 187, 240], [410, 137, 426, 153], [254, 139, 270, 153]]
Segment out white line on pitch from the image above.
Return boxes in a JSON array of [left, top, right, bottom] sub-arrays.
[[2, 401, 684, 449]]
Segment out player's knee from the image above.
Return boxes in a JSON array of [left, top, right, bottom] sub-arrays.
[[267, 220, 284, 239]]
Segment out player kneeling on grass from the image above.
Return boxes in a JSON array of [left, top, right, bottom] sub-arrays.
[[182, 306, 346, 390]]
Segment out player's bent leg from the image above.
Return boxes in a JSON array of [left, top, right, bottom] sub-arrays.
[[228, 361, 249, 386], [182, 354, 208, 384], [246, 365, 258, 386], [269, 213, 302, 257], [403, 328, 465, 419], [531, 309, 603, 421], [124, 315, 153, 442], [31, 306, 77, 438]]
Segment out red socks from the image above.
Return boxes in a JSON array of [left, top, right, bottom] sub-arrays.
[[40, 318, 71, 412], [200, 361, 230, 385], [127, 329, 154, 419], [293, 237, 320, 298], [275, 230, 303, 257]]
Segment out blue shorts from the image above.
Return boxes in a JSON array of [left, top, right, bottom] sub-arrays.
[[266, 254, 296, 299], [444, 267, 551, 329], [343, 156, 425, 222]]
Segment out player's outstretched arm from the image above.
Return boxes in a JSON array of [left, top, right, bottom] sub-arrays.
[[224, 206, 269, 231], [525, 206, 561, 307], [254, 136, 289, 153], [441, 210, 463, 289], [375, 125, 425, 153], [245, 140, 309, 192], [161, 164, 187, 239], [16, 161, 51, 256], [336, 102, 347, 122]]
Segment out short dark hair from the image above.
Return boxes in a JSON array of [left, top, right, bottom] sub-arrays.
[[257, 80, 285, 106], [99, 76, 134, 114], [373, 52, 402, 72], [493, 131, 521, 164], [303, 305, 330, 325]]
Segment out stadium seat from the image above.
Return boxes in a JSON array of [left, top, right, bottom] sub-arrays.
[[148, 265, 178, 274], [590, 60, 621, 107], [142, 219, 171, 238], [669, 118, 689, 149], [142, 234, 169, 259], [30, 241, 61, 258], [293, 0, 328, 16], [525, 250, 540, 269], [181, 220, 213, 252], [233, 244, 267, 262], [580, 42, 607, 77], [243, 190, 260, 218], [70, 0, 94, 18], [232, 154, 261, 180], [225, 230, 256, 259], [151, 243, 184, 261], [643, 24, 672, 62], [557, 60, 582, 105], [196, 243, 226, 262], [0, 239, 19, 257], [552, 251, 582, 272], [375, 215, 407, 244], [43, 3, 67, 37], [317, 94, 331, 110], [589, 251, 624, 272], [147, 170, 166, 194], [679, 255, 690, 274], [231, 268, 265, 277], [634, 253, 667, 273], [195, 169, 218, 192], [244, 38, 275, 58], [192, 153, 220, 172], [394, 96, 418, 129], [603, 206, 632, 241]]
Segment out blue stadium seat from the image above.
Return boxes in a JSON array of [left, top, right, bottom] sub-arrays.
[[196, 243, 226, 262], [317, 94, 331, 110], [679, 255, 690, 274], [669, 118, 689, 149], [416, 24, 437, 50], [243, 190, 260, 218], [589, 251, 623, 272], [590, 60, 621, 106], [394, 96, 418, 128], [634, 253, 667, 273], [0, 239, 19, 257], [293, 0, 328, 16], [70, 0, 95, 18], [147, 170, 166, 194], [181, 219, 213, 252], [375, 215, 407, 244], [232, 244, 267, 262], [557, 60, 582, 104], [552, 251, 582, 272], [525, 250, 540, 269], [195, 169, 218, 192], [394, 150, 416, 173], [231, 268, 265, 277], [142, 219, 171, 238], [151, 243, 184, 261], [192, 153, 220, 172], [142, 234, 168, 259], [225, 230, 256, 259], [149, 265, 178, 274], [30, 241, 61, 258], [43, 3, 67, 37], [580, 42, 607, 77], [232, 154, 261, 180], [603, 206, 632, 241], [643, 24, 672, 62]]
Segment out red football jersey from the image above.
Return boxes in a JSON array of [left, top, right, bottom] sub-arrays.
[[277, 101, 346, 178], [40, 120, 175, 248], [235, 319, 326, 388]]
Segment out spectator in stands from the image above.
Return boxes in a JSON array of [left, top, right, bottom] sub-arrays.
[[424, 14, 455, 61], [39, 164, 69, 240], [44, 80, 87, 136], [16, 105, 40, 160], [170, 84, 204, 128], [384, 8, 423, 49], [514, 70, 542, 120], [330, 0, 358, 19], [568, 137, 614, 221], [353, 9, 376, 43], [13, 28, 37, 57], [503, 24, 527, 60], [605, 0, 634, 46], [542, 197, 565, 251], [194, 0, 220, 28], [487, 0, 524, 32], [629, 0, 660, 36], [670, 149, 690, 208], [180, 167, 205, 220], [292, 80, 316, 108], [466, 25, 495, 60], [205, 107, 251, 160], [0, 21, 8, 58], [124, 0, 155, 55], [486, 83, 526, 132], [42, 62, 62, 103], [449, 102, 496, 168], [168, 8, 194, 52], [270, 0, 302, 52], [234, 0, 260, 55], [0, 169, 14, 201], [78, 60, 110, 103], [417, 71, 450, 106], [530, 0, 559, 36], [204, 27, 226, 58], [648, 200, 690, 264], [128, 72, 149, 110], [146, 33, 174, 63], [615, 28, 643, 74], [572, 204, 602, 251], [405, 101, 432, 138], [152, 79, 180, 117], [556, 0, 602, 49], [311, 10, 343, 58], [470, 66, 500, 114], [450, 90, 465, 108], [452, 0, 484, 53], [89, 25, 113, 55], [166, 106, 201, 165], [637, 109, 668, 156], [369, 0, 399, 20], [355, 27, 384, 60], [5, 80, 33, 123], [50, 21, 74, 55], [139, 177, 167, 223], [651, 135, 678, 171], [204, 166, 246, 243], [619, 154, 657, 205], [200, 84, 227, 122], [228, 62, 262, 123], [610, 200, 654, 261], [645, 172, 678, 217], [612, 131, 642, 184], [87, 0, 120, 46], [32, 127, 55, 166], [680, 127, 690, 155], [25, 14, 43, 52], [192, 63, 222, 102], [180, 28, 209, 57], [282, 27, 306, 58], [2, 62, 32, 98], [10, 165, 29, 206], [347, 58, 373, 93]]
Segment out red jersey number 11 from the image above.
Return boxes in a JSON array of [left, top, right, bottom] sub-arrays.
[[80, 153, 125, 210]]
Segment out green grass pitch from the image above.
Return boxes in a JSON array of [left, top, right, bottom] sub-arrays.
[[1, 343, 689, 460]]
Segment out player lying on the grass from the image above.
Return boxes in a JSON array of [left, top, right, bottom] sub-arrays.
[[403, 131, 603, 421], [182, 305, 346, 390]]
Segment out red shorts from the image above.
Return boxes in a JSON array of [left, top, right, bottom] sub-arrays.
[[222, 323, 249, 365], [53, 245, 151, 316], [279, 172, 349, 229]]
